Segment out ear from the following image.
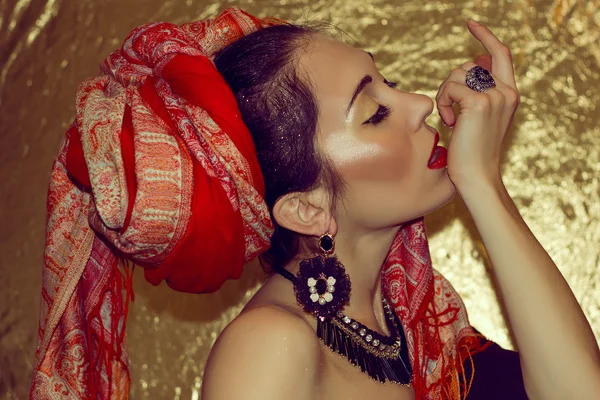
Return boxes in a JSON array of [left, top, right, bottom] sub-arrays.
[[272, 189, 337, 237]]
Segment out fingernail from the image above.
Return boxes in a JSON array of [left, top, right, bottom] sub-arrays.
[[469, 19, 480, 26]]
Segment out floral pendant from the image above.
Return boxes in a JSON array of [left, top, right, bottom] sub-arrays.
[[293, 254, 351, 319]]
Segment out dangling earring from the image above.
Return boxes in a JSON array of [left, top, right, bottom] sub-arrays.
[[292, 233, 351, 319]]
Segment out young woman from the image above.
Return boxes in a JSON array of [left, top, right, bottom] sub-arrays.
[[31, 7, 600, 400]]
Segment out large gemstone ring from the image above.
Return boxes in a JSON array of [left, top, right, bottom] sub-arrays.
[[465, 65, 496, 92]]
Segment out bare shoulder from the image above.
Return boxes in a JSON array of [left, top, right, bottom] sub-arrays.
[[201, 304, 321, 400]]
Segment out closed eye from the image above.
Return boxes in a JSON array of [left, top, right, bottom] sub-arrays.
[[362, 79, 398, 125], [363, 105, 391, 125]]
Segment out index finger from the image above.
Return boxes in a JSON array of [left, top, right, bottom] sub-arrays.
[[466, 19, 517, 89]]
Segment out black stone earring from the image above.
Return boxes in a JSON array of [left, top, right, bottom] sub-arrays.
[[292, 233, 351, 319]]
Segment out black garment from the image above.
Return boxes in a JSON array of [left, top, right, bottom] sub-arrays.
[[462, 328, 529, 399]]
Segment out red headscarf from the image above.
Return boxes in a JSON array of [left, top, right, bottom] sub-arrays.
[[31, 7, 489, 399]]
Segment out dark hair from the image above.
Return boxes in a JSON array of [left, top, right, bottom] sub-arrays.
[[214, 23, 345, 272]]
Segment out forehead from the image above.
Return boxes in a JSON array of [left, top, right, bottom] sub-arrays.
[[298, 35, 375, 109]]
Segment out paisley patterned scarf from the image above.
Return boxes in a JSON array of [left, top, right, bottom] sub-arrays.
[[30, 7, 490, 399]]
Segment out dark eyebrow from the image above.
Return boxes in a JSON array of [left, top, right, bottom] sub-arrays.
[[346, 74, 373, 117]]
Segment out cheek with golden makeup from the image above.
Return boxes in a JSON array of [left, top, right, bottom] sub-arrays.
[[323, 126, 456, 228], [325, 127, 414, 183]]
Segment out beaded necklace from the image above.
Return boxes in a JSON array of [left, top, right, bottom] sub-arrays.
[[275, 267, 413, 386]]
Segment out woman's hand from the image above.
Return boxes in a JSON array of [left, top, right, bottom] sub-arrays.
[[435, 20, 519, 190]]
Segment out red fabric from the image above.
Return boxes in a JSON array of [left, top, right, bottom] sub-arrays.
[[162, 54, 265, 196], [142, 136, 246, 293], [119, 106, 137, 233], [65, 124, 90, 187], [31, 8, 276, 399], [381, 217, 492, 399], [132, 75, 248, 293]]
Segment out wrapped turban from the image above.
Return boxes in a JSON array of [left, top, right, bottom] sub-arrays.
[[30, 7, 489, 400]]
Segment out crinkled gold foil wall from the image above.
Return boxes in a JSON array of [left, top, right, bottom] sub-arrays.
[[0, 0, 598, 398]]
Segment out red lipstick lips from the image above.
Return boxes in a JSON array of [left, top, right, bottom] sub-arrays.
[[427, 132, 448, 169]]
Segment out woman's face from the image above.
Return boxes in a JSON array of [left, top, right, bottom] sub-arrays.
[[299, 35, 456, 232]]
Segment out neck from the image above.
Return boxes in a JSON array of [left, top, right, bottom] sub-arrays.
[[334, 225, 401, 320]]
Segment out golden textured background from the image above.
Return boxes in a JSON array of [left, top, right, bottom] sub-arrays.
[[0, 0, 598, 398]]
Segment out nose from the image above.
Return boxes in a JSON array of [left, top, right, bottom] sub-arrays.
[[408, 93, 434, 129], [422, 96, 435, 120]]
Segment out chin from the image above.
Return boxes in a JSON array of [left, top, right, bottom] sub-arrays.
[[425, 171, 457, 215], [393, 177, 456, 224]]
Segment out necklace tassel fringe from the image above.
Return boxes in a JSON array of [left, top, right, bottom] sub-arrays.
[[317, 315, 412, 386]]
